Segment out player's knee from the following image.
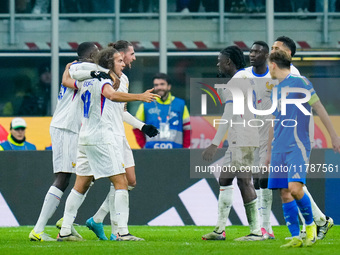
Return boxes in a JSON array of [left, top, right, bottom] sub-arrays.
[[219, 177, 233, 187], [259, 178, 268, 189], [253, 177, 260, 190], [237, 178, 251, 190], [53, 173, 72, 192], [113, 175, 128, 190]]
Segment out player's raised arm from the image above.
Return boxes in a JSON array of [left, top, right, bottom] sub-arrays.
[[102, 85, 159, 103], [61, 62, 77, 89], [311, 100, 340, 153]]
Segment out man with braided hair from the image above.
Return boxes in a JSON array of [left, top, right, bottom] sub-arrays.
[[201, 46, 263, 241]]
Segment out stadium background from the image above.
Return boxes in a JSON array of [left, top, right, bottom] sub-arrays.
[[0, 0, 340, 228]]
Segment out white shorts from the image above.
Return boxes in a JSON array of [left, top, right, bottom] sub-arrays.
[[123, 137, 135, 168], [76, 136, 125, 180], [50, 127, 78, 173], [222, 146, 256, 169]]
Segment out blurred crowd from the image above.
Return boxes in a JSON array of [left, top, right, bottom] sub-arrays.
[[0, 0, 339, 14]]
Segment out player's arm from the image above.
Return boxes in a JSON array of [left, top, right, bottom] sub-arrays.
[[69, 62, 109, 81], [123, 111, 159, 138], [202, 101, 233, 161], [102, 85, 160, 103], [311, 100, 340, 153], [62, 63, 77, 89], [133, 103, 147, 148]]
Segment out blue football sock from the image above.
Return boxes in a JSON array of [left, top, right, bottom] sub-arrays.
[[282, 200, 300, 237], [296, 193, 313, 225]]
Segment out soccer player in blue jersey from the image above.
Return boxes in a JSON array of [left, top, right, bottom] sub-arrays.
[[271, 36, 335, 240], [266, 50, 340, 248]]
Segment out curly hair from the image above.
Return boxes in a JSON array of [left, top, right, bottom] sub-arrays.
[[95, 47, 120, 89], [220, 46, 246, 70], [95, 47, 119, 71]]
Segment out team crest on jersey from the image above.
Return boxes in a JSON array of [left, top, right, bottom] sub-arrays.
[[266, 81, 275, 91], [122, 163, 125, 168], [72, 162, 76, 168]]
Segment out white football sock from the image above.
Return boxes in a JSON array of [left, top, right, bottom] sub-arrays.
[[303, 186, 326, 226], [244, 199, 261, 235], [93, 192, 110, 223], [215, 186, 233, 233], [34, 186, 63, 233], [115, 189, 129, 235], [261, 188, 273, 233], [255, 189, 262, 222], [60, 189, 84, 236], [109, 186, 118, 235]]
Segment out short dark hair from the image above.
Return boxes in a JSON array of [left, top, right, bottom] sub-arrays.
[[108, 40, 133, 53], [96, 47, 119, 71], [275, 36, 296, 57], [269, 50, 291, 69], [77, 42, 98, 62], [252, 41, 269, 53], [220, 46, 246, 70], [152, 73, 171, 85]]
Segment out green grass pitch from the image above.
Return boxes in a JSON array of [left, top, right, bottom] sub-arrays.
[[0, 225, 338, 255]]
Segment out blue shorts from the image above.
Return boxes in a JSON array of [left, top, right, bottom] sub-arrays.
[[268, 146, 310, 189]]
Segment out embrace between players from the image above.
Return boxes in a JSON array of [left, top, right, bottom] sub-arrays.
[[30, 41, 159, 241]]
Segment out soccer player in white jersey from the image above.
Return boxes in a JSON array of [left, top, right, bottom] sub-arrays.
[[57, 47, 159, 241], [201, 46, 263, 241], [63, 41, 158, 240], [271, 36, 334, 240], [245, 41, 276, 239], [29, 42, 100, 242], [85, 41, 158, 241]]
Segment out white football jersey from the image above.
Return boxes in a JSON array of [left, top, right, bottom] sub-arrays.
[[217, 69, 259, 147], [69, 62, 108, 81], [290, 64, 301, 75], [78, 78, 125, 146], [50, 82, 82, 134], [245, 66, 277, 146]]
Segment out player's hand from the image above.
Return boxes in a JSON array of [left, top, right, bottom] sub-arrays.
[[331, 136, 340, 153], [91, 71, 111, 81], [142, 124, 159, 138], [202, 144, 218, 161], [140, 88, 161, 103], [65, 61, 76, 70]]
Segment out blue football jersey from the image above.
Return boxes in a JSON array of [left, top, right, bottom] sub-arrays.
[[271, 74, 319, 153]]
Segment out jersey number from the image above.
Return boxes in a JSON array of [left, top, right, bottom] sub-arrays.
[[81, 91, 91, 118]]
